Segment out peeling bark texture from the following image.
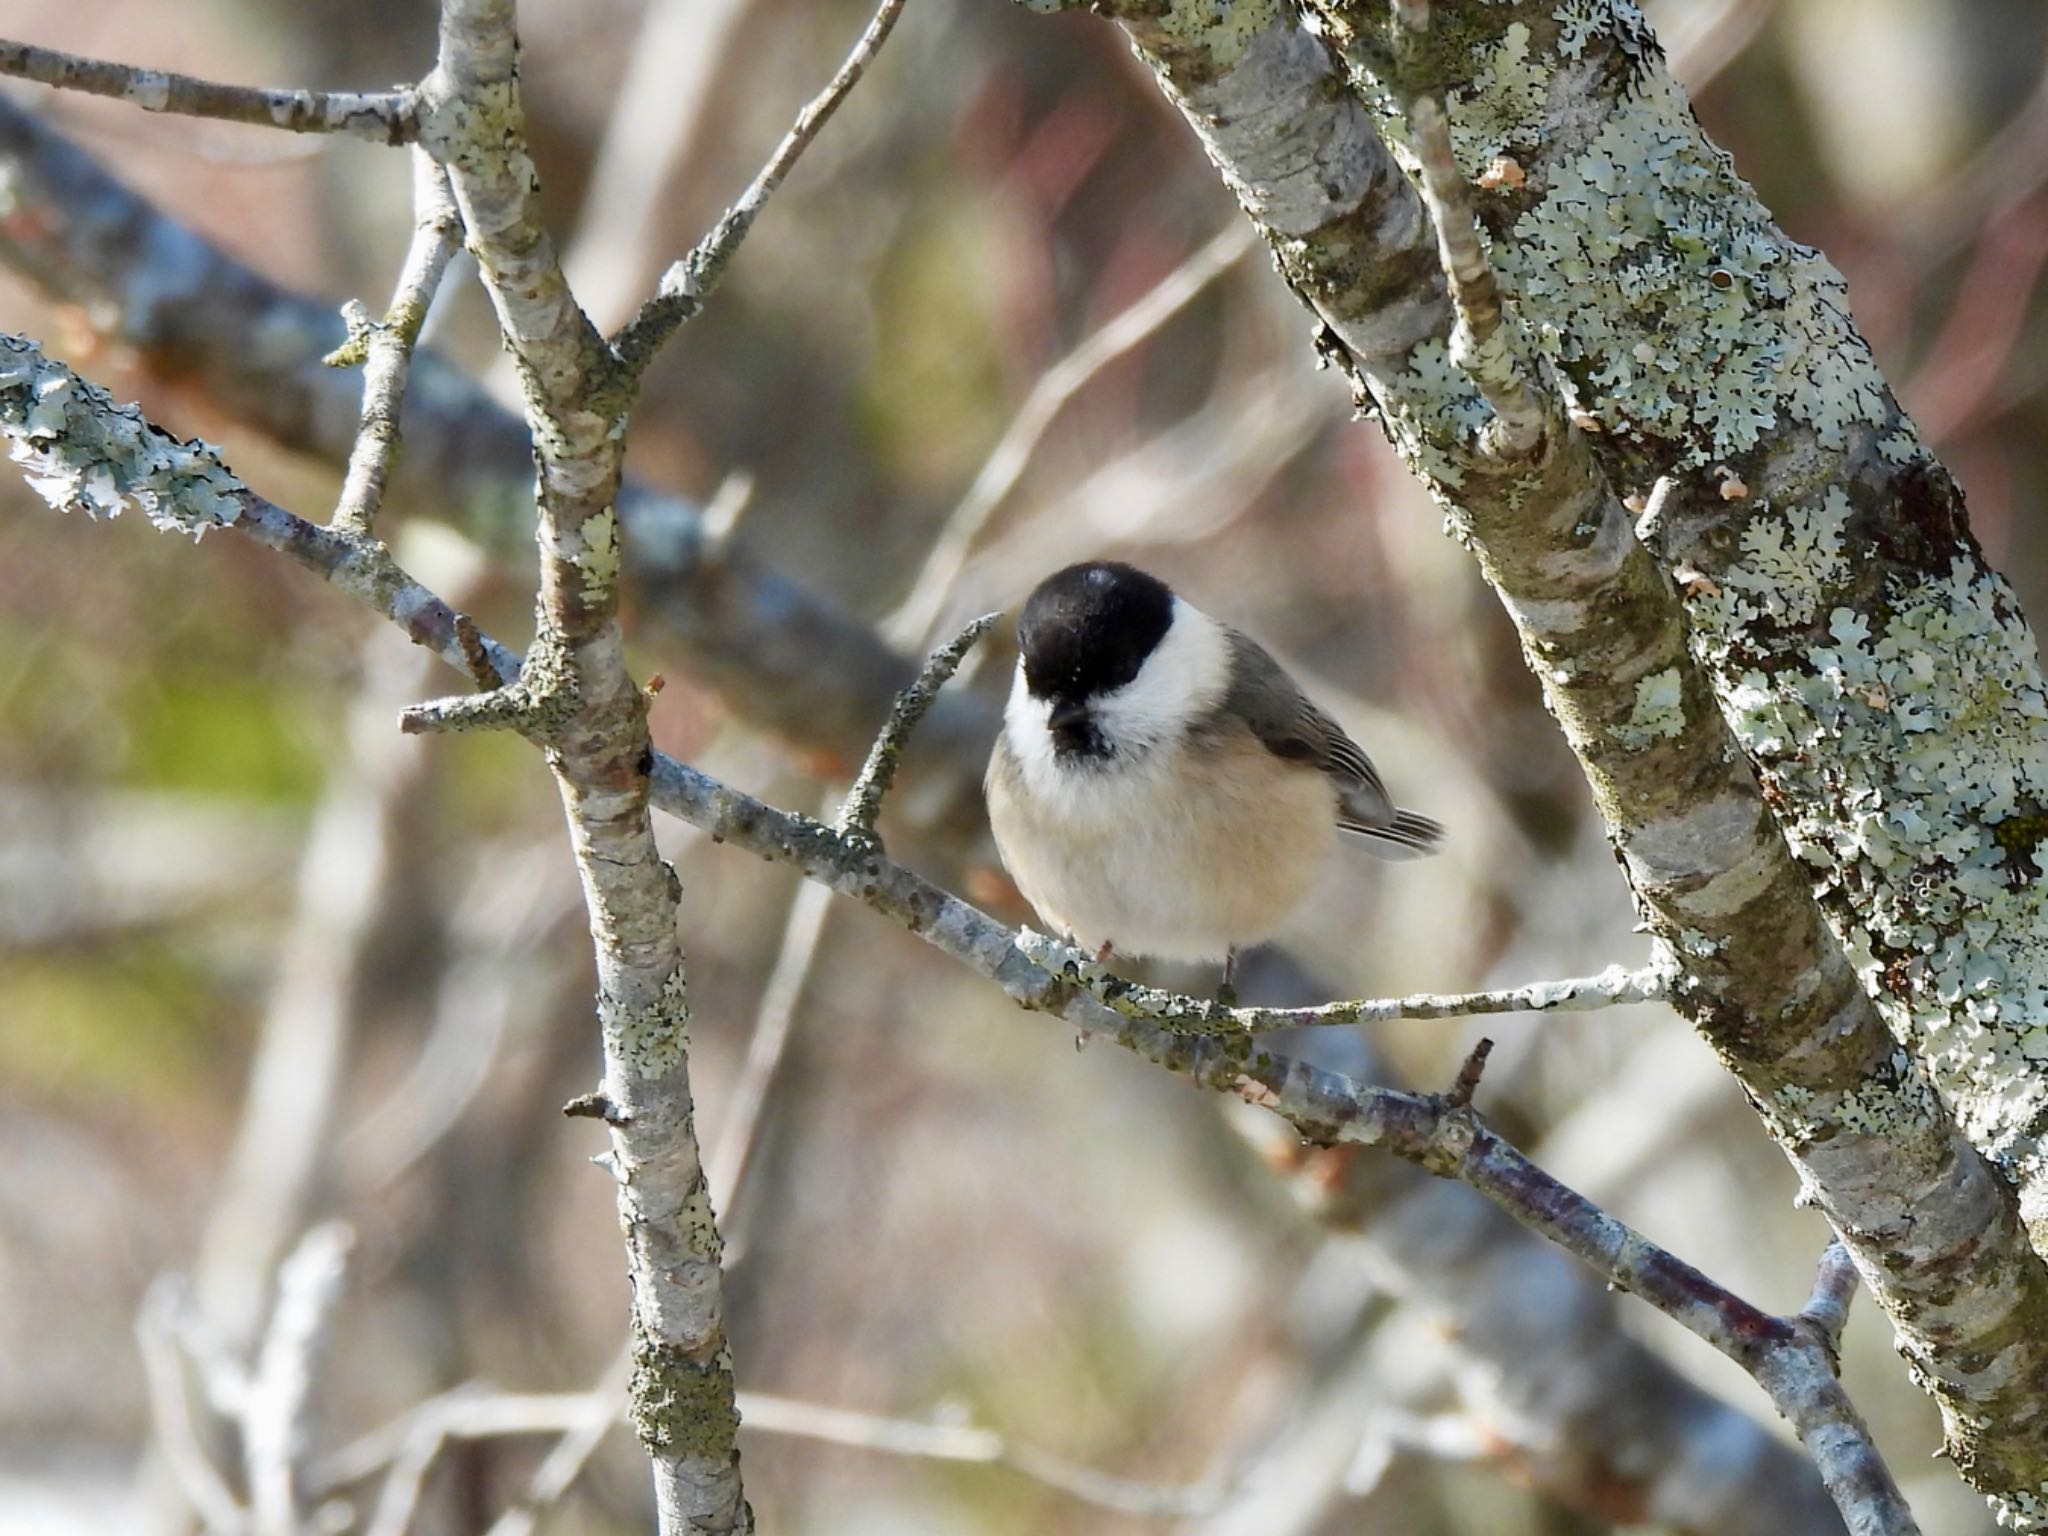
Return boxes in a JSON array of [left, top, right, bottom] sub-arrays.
[[0, 95, 994, 813], [1015, 0, 2048, 1520]]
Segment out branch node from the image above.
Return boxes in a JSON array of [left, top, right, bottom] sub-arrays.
[[401, 622, 571, 738], [1445, 1037, 1495, 1108], [1793, 1240, 1860, 1370], [1405, 94, 1547, 458], [322, 300, 377, 370], [562, 1091, 631, 1126]]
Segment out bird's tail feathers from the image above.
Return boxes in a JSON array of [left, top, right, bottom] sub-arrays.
[[1338, 808, 1444, 861]]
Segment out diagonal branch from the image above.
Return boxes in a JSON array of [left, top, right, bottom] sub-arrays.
[[327, 151, 464, 539], [609, 0, 912, 378], [837, 612, 1000, 845], [0, 37, 419, 142], [0, 93, 996, 818], [998, 0, 2048, 1515], [881, 220, 1258, 648], [0, 329, 1914, 1535]]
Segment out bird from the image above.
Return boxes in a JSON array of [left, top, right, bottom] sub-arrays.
[[985, 561, 1442, 990]]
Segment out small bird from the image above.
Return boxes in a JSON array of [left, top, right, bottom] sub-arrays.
[[985, 561, 1442, 988]]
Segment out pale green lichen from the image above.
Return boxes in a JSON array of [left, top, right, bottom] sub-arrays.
[[1693, 551, 2048, 1170], [1758, 1046, 1944, 1149], [1614, 666, 1684, 748], [0, 334, 244, 536], [1878, 426, 1922, 465], [628, 1324, 740, 1457], [1462, 56, 1888, 468], [1377, 338, 1493, 494], [1991, 1487, 2048, 1533], [1552, 0, 1604, 58], [1156, 0, 1283, 70], [1447, 22, 1548, 166], [602, 964, 692, 1081], [1689, 485, 1853, 631], [579, 507, 621, 607]]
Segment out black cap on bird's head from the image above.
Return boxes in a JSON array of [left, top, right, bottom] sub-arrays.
[[1017, 562, 1175, 706]]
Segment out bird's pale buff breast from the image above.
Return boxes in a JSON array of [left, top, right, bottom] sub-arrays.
[[986, 716, 1336, 962]]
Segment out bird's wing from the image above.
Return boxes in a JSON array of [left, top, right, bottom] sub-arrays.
[[1221, 629, 1398, 830]]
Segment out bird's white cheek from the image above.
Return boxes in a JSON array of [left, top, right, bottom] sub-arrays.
[[1002, 673, 1068, 804], [1089, 598, 1231, 749]]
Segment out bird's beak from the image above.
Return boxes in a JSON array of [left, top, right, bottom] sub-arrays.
[[1048, 698, 1091, 733]]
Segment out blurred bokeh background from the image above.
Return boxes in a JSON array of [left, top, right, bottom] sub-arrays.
[[1, 0, 2044, 1532]]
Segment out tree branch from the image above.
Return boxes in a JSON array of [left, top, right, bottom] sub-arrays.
[[0, 37, 418, 142], [4, 326, 1913, 1536], [880, 219, 1258, 648], [0, 93, 996, 816], [1022, 940, 1668, 1032], [327, 151, 464, 539], [245, 1223, 354, 1536], [999, 0, 2048, 1515], [608, 0, 912, 378], [412, 0, 749, 1527], [4, 333, 1916, 1531], [837, 612, 999, 844]]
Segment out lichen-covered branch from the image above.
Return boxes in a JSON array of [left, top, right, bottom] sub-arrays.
[[0, 36, 420, 142], [1002, 0, 2048, 1517], [413, 3, 746, 1528], [0, 94, 995, 816], [326, 151, 463, 539], [640, 758, 1914, 1536], [2, 330, 1910, 1535], [1021, 939, 1667, 1033], [1380, 1, 2048, 1306], [837, 612, 999, 844], [1259, 1122, 1852, 1532]]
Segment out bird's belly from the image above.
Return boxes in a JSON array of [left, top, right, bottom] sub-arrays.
[[990, 755, 1335, 962]]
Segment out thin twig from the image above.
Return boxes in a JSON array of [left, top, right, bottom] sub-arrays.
[[1017, 939, 1669, 1034], [320, 1377, 1231, 1521], [485, 1351, 632, 1536], [1445, 1038, 1494, 1108], [837, 612, 999, 844], [342, 842, 574, 1193], [711, 869, 836, 1262], [245, 1223, 354, 1536], [1405, 95, 1545, 455], [882, 221, 1258, 648], [9, 351, 1914, 1535], [739, 1392, 1229, 1518], [136, 1280, 245, 1536], [423, 4, 749, 1524], [608, 0, 912, 377], [0, 38, 418, 142], [329, 151, 464, 538], [1796, 1240, 1860, 1362]]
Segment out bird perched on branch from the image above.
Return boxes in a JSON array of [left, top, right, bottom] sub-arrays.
[[986, 561, 1441, 988]]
